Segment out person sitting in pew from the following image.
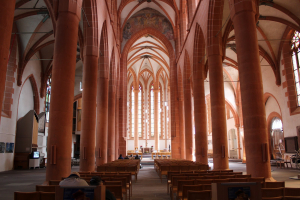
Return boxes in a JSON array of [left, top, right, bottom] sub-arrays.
[[118, 154, 124, 159], [59, 172, 89, 186]]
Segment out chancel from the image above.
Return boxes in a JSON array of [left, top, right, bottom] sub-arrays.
[[0, 0, 300, 199]]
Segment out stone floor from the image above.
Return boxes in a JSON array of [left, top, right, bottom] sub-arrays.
[[1, 161, 300, 200]]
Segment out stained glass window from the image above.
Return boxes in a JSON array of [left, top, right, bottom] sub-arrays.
[[291, 31, 300, 106], [45, 76, 51, 122]]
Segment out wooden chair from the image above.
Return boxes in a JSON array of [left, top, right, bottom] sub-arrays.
[[284, 155, 293, 168], [36, 185, 56, 192], [262, 188, 284, 198], [49, 180, 60, 185], [40, 192, 55, 200], [264, 181, 285, 188], [182, 185, 202, 200], [284, 187, 300, 197], [176, 180, 195, 200], [276, 160, 285, 168], [170, 176, 188, 200], [14, 191, 40, 200], [187, 190, 211, 200], [106, 185, 123, 200]]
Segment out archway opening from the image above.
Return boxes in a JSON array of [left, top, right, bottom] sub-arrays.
[[270, 117, 284, 160]]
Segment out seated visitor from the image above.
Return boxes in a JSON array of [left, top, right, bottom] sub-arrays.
[[124, 156, 129, 159], [118, 154, 124, 159], [134, 154, 139, 159], [90, 176, 116, 200], [59, 172, 89, 186]]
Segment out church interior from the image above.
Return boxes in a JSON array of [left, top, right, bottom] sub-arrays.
[[0, 0, 300, 199]]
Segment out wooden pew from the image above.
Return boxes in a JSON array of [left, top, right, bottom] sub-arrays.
[[14, 192, 40, 200]]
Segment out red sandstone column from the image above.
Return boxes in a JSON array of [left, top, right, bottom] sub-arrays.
[[0, 1, 15, 125], [80, 55, 98, 171], [134, 89, 139, 149], [115, 89, 120, 160], [178, 100, 186, 159], [96, 77, 109, 165], [154, 89, 159, 150], [208, 54, 229, 170], [229, 0, 271, 179], [46, 1, 82, 181], [107, 77, 116, 162], [193, 76, 208, 164], [184, 82, 193, 161]]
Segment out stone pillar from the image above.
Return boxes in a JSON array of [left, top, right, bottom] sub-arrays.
[[178, 100, 186, 159], [134, 89, 139, 149], [46, 1, 82, 181], [79, 55, 98, 171], [208, 54, 229, 170], [0, 1, 15, 125], [115, 94, 120, 160], [96, 77, 109, 165], [184, 81, 193, 161], [107, 76, 116, 162], [193, 76, 208, 164], [153, 89, 159, 150], [229, 0, 271, 178]]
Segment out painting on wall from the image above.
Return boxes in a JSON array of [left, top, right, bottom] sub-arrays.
[[123, 8, 174, 40], [0, 142, 5, 153], [6, 143, 14, 153]]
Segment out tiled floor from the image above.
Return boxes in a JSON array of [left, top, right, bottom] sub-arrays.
[[1, 161, 300, 200]]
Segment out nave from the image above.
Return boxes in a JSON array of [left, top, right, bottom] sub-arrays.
[[1, 161, 300, 200]]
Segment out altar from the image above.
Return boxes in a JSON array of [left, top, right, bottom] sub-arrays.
[[141, 147, 153, 153]]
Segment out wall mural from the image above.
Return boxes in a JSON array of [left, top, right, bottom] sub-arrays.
[[123, 8, 174, 40]]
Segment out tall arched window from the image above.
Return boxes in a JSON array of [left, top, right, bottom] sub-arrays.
[[151, 85, 154, 137], [131, 86, 134, 137], [138, 85, 142, 137], [158, 86, 161, 137], [45, 76, 51, 122], [291, 31, 300, 106]]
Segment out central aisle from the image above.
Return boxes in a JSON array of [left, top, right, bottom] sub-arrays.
[[131, 166, 170, 200]]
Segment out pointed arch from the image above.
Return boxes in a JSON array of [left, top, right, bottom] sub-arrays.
[[98, 21, 109, 79]]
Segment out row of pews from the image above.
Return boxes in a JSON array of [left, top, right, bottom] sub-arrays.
[[154, 159, 210, 182], [163, 170, 300, 199], [96, 159, 140, 182], [14, 160, 140, 200]]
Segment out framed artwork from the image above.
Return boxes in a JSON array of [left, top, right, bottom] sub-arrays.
[[0, 142, 5, 153], [6, 143, 14, 153]]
